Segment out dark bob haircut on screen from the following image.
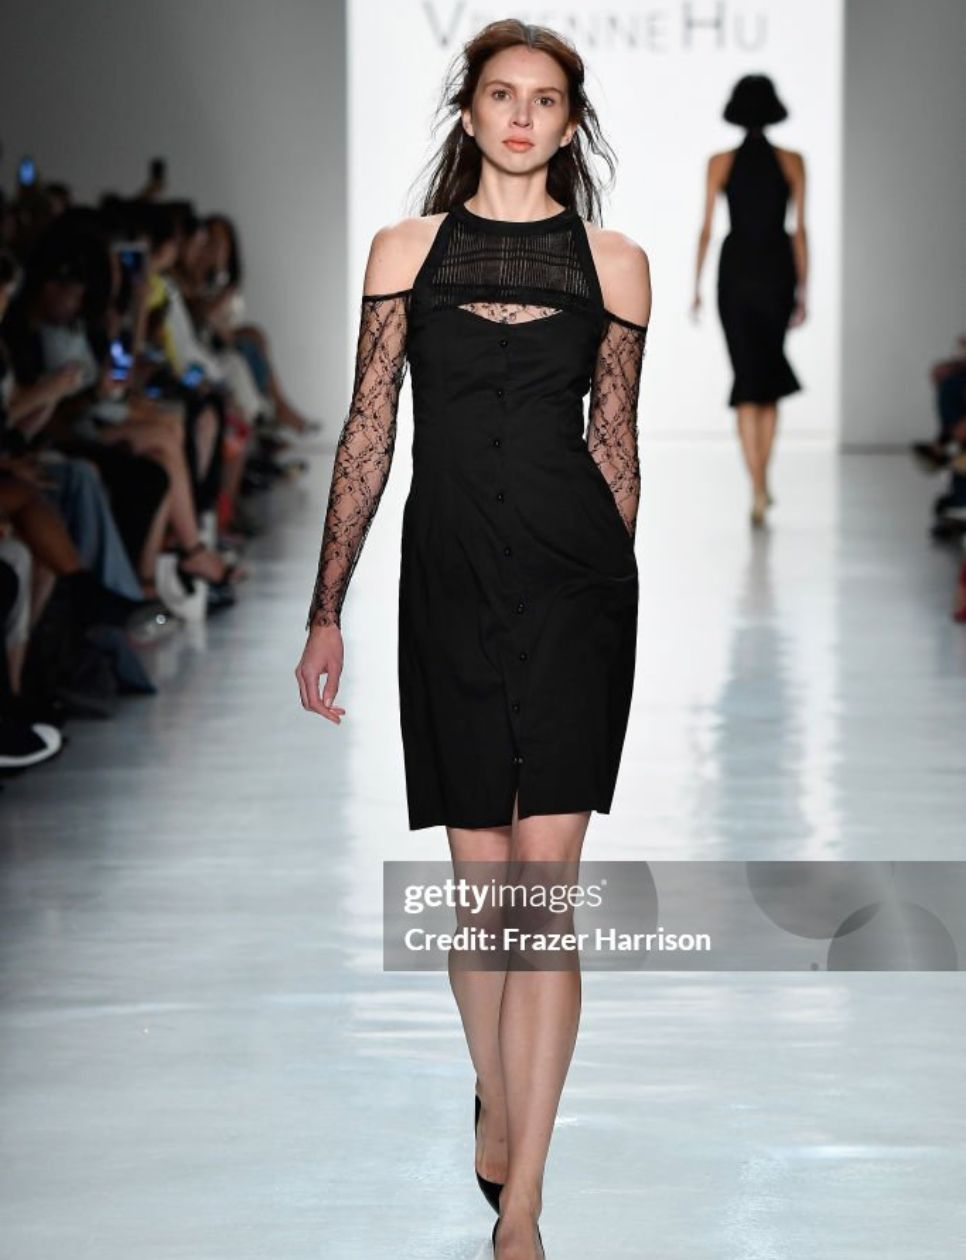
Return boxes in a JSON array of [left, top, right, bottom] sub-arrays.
[[723, 75, 788, 127]]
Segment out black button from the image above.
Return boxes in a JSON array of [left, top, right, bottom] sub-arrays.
[[492, 437, 502, 448], [495, 491, 505, 502], [503, 546, 512, 557], [516, 600, 526, 614], [499, 337, 508, 348], [518, 651, 528, 661], [496, 387, 505, 398], [511, 701, 521, 713]]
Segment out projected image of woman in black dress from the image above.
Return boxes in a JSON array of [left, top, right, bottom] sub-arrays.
[[295, 17, 651, 1260], [692, 75, 808, 527]]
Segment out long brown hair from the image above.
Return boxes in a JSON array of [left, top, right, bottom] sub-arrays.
[[409, 19, 617, 224]]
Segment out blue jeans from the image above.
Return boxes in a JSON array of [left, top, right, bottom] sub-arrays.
[[233, 331, 272, 397], [40, 455, 144, 600]]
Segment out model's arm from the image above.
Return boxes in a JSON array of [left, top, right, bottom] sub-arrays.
[[304, 282, 409, 631], [296, 219, 433, 723], [588, 237, 652, 541], [693, 153, 724, 314], [788, 153, 808, 324]]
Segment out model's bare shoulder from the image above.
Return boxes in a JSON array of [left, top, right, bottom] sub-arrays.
[[363, 213, 448, 295], [773, 146, 805, 180], [584, 224, 652, 328]]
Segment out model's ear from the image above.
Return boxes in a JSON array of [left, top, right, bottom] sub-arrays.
[[461, 107, 474, 139]]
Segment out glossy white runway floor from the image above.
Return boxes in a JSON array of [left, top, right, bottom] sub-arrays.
[[2, 443, 966, 1258]]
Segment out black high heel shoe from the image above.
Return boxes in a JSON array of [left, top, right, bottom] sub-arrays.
[[491, 1216, 544, 1256], [475, 1090, 504, 1213]]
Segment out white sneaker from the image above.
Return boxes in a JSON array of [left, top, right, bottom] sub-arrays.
[[0, 720, 63, 769]]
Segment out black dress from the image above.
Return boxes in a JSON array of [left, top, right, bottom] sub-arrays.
[[306, 202, 648, 831], [716, 131, 802, 406]]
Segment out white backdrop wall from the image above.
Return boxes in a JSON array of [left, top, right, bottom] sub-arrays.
[[0, 0, 347, 427], [347, 0, 844, 443], [841, 0, 966, 447]]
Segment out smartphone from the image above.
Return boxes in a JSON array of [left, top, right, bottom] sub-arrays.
[[112, 240, 147, 279], [109, 338, 133, 383], [18, 155, 36, 187]]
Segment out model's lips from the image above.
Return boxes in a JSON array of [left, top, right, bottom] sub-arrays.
[[503, 139, 534, 150]]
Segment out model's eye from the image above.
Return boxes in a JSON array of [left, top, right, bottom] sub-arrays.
[[539, 97, 558, 107], [491, 89, 509, 100]]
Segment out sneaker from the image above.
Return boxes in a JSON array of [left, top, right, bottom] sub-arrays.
[[0, 719, 64, 770]]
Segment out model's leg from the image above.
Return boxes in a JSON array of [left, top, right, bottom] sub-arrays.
[[735, 403, 767, 497], [446, 819, 513, 1187], [495, 803, 591, 1259], [757, 403, 778, 498]]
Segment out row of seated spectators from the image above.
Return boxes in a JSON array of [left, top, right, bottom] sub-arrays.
[[908, 334, 966, 621], [0, 170, 320, 780]]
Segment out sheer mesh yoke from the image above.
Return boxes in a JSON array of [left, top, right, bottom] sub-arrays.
[[305, 291, 410, 630], [428, 205, 598, 319], [587, 316, 648, 540]]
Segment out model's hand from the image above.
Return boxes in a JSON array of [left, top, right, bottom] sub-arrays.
[[295, 623, 347, 724], [789, 297, 807, 328]]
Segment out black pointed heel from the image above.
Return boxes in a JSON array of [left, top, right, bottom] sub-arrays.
[[475, 1091, 504, 1213], [492, 1216, 544, 1257]]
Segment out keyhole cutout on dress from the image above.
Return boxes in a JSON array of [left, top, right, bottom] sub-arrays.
[[457, 302, 565, 325]]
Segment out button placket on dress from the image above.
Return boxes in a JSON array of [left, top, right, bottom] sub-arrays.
[[490, 328, 530, 776]]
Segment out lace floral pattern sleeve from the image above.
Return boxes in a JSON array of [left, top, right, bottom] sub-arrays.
[[305, 291, 411, 631], [586, 313, 648, 541]]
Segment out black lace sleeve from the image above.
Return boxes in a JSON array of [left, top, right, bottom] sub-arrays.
[[586, 313, 648, 541], [305, 291, 410, 631]]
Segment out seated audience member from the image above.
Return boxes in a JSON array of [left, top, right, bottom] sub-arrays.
[[1, 234, 241, 596], [1, 150, 320, 773], [910, 335, 966, 474], [1, 246, 162, 612], [197, 212, 321, 436]]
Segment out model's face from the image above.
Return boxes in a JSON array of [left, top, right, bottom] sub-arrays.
[[462, 46, 575, 171]]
